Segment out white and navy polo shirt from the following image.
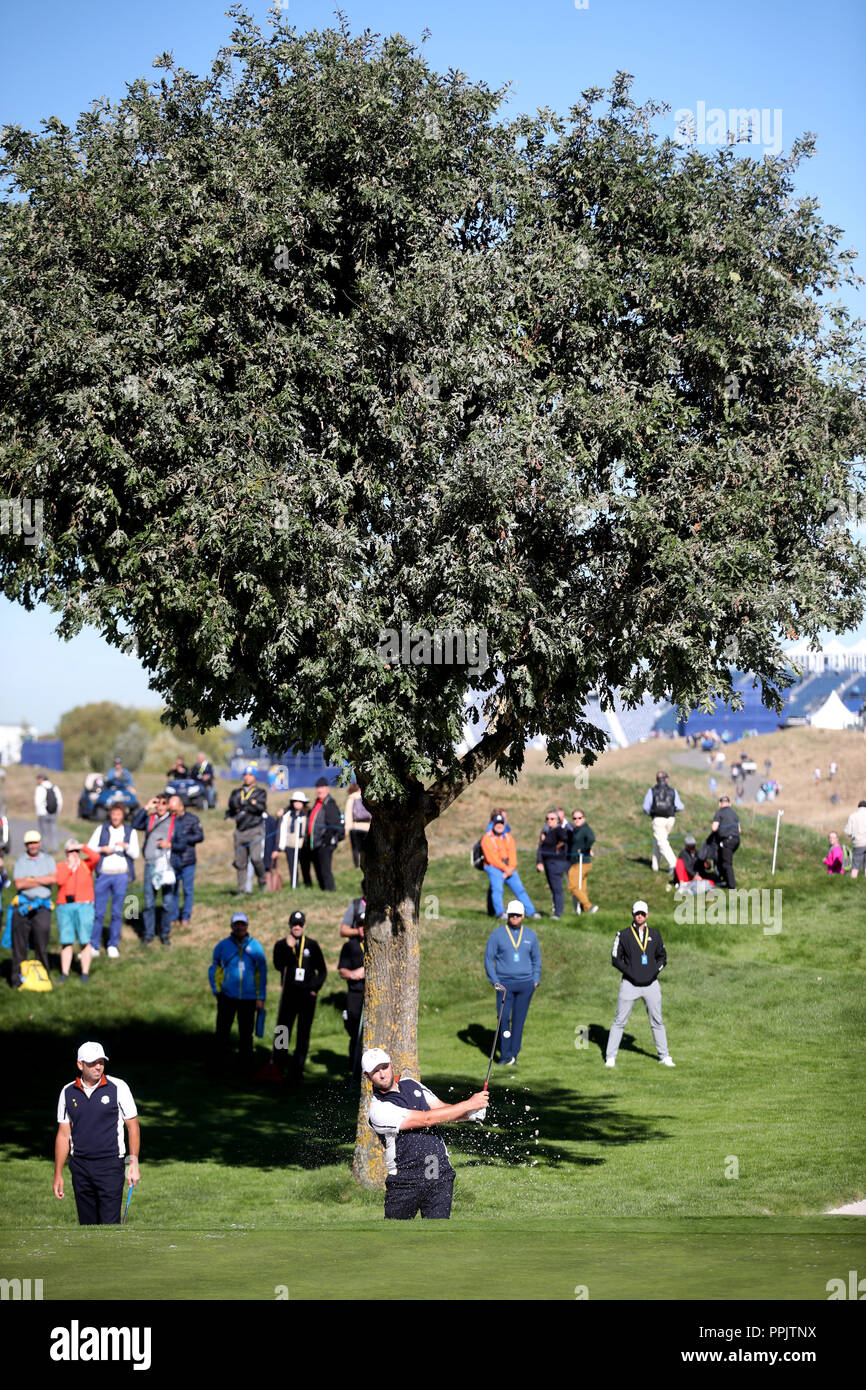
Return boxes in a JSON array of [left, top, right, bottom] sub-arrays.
[[57, 1074, 137, 1159], [368, 1076, 454, 1181]]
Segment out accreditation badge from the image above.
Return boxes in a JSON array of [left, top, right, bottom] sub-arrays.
[[295, 967, 305, 982]]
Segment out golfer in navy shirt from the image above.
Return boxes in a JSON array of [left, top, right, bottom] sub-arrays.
[[53, 1041, 140, 1224], [365, 1048, 489, 1219], [483, 900, 541, 1067]]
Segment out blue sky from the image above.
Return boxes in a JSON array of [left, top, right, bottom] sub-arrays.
[[1, 1, 864, 730]]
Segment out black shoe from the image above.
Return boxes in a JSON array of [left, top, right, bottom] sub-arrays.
[[55, 974, 70, 986], [160, 937, 172, 948]]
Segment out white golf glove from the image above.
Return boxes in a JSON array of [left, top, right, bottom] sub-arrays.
[[465, 1105, 488, 1123]]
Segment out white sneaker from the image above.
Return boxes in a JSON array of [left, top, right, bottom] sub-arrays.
[[107, 946, 120, 959], [604, 1058, 616, 1068], [588, 905, 599, 914], [90, 948, 100, 957], [659, 1056, 676, 1067]]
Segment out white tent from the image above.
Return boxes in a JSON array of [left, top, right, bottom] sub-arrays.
[[810, 690, 860, 729]]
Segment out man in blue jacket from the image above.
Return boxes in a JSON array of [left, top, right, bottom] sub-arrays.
[[166, 793, 204, 929], [483, 900, 541, 1068], [208, 912, 267, 1072]]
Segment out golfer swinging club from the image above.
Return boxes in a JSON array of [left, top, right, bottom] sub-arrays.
[[364, 1048, 490, 1219]]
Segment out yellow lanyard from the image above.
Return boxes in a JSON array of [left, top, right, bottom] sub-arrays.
[[294, 934, 305, 968], [505, 924, 524, 952], [240, 785, 257, 804], [630, 924, 649, 953]]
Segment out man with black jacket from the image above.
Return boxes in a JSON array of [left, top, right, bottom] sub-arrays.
[[306, 777, 343, 893], [536, 809, 572, 920], [604, 901, 675, 1068], [226, 766, 268, 895], [272, 910, 327, 1082], [166, 794, 204, 927], [710, 796, 741, 889]]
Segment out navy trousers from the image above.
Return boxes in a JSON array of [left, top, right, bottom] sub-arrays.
[[69, 1156, 125, 1225], [384, 1175, 455, 1219], [498, 979, 536, 1062], [543, 859, 568, 917]]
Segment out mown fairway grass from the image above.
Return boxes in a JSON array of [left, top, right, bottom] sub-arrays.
[[2, 751, 864, 1297]]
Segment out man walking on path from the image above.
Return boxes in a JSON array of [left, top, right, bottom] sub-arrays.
[[53, 1041, 140, 1225], [642, 771, 684, 872], [480, 814, 539, 919], [605, 901, 674, 1068], [365, 1048, 489, 1220], [567, 809, 598, 914], [844, 799, 866, 879], [483, 901, 541, 1068], [35, 772, 62, 852]]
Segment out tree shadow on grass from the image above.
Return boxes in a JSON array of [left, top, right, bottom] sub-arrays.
[[457, 1020, 655, 1064], [413, 1073, 673, 1171]]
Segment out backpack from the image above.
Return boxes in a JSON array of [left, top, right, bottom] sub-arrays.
[[19, 960, 53, 992], [650, 783, 676, 817], [45, 785, 58, 815], [471, 841, 486, 871]]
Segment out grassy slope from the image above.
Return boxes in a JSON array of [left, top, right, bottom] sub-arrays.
[[1, 745, 864, 1238]]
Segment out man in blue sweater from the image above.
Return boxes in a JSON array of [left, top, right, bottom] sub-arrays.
[[483, 900, 542, 1068], [208, 912, 267, 1072]]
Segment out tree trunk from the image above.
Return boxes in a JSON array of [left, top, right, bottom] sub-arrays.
[[351, 785, 431, 1188]]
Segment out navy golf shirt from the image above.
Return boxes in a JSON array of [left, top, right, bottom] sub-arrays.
[[57, 1075, 137, 1159], [368, 1078, 454, 1181]]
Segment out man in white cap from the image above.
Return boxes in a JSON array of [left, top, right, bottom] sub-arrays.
[[364, 1049, 490, 1219], [11, 829, 56, 988], [605, 901, 675, 1068], [53, 1042, 140, 1224]]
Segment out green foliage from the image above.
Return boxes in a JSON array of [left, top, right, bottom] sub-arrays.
[[54, 702, 136, 770], [1, 11, 864, 808]]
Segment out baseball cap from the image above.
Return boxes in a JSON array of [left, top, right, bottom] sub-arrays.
[[492, 813, 506, 825], [289, 910, 306, 927], [506, 900, 525, 917], [77, 1041, 108, 1063], [632, 900, 649, 915], [231, 912, 249, 927], [684, 834, 697, 846], [23, 830, 42, 844], [243, 764, 257, 775], [64, 837, 84, 852], [362, 1048, 391, 1074], [315, 777, 329, 788]]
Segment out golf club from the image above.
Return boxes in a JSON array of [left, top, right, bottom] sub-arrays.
[[122, 1180, 135, 1225], [483, 987, 507, 1090]]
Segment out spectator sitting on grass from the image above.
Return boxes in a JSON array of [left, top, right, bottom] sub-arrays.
[[667, 834, 717, 896], [823, 831, 846, 876]]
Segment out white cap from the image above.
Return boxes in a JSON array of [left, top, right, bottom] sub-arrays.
[[77, 1041, 108, 1063], [632, 900, 649, 915], [361, 1048, 391, 1074], [505, 900, 525, 917]]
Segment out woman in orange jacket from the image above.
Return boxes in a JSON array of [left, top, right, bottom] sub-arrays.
[[480, 815, 539, 920]]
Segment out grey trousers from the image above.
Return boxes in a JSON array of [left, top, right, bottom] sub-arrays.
[[38, 814, 59, 852], [234, 826, 266, 890], [606, 978, 670, 1061]]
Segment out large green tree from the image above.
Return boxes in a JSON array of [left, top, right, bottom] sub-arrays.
[[1, 11, 864, 1182]]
